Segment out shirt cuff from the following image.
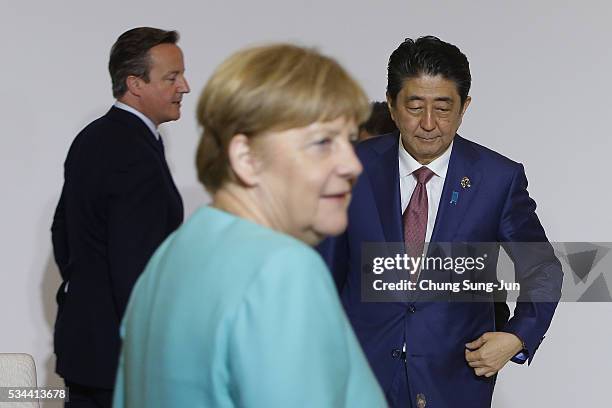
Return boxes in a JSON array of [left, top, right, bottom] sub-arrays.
[[510, 336, 529, 364]]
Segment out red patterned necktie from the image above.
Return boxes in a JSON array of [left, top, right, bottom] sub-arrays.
[[403, 166, 435, 282]]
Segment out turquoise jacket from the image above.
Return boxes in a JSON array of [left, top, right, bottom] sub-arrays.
[[113, 206, 386, 407]]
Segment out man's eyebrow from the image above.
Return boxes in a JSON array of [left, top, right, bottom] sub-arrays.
[[403, 96, 454, 103], [404, 96, 424, 102]]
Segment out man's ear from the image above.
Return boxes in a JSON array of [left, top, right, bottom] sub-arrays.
[[455, 95, 472, 130], [125, 75, 144, 97], [227, 134, 260, 187], [460, 96, 472, 117]]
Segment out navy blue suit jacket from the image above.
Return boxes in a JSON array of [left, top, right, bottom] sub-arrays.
[[51, 107, 183, 388], [318, 133, 562, 407]]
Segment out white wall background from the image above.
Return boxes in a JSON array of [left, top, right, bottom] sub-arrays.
[[1, 1, 611, 406]]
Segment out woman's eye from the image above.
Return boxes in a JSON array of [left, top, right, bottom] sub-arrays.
[[314, 138, 332, 146]]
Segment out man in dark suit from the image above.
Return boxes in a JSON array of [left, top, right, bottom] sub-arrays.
[[51, 27, 189, 407], [318, 36, 562, 408]]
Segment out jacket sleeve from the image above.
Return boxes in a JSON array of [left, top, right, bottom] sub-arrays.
[[497, 163, 563, 364], [51, 186, 71, 280]]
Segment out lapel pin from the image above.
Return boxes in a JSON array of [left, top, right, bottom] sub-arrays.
[[416, 393, 427, 408], [461, 176, 471, 189], [450, 191, 459, 205]]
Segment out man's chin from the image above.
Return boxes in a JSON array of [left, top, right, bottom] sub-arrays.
[[414, 141, 452, 161], [414, 138, 443, 150], [163, 114, 181, 123]]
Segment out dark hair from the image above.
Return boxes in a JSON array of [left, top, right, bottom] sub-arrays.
[[359, 101, 397, 137], [109, 27, 179, 98], [387, 36, 471, 106]]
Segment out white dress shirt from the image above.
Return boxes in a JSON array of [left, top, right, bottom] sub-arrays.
[[398, 135, 453, 243], [114, 101, 160, 140]]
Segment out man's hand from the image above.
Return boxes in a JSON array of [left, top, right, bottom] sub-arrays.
[[465, 332, 524, 377]]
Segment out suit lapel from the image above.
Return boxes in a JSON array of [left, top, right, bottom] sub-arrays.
[[367, 135, 403, 243], [361, 134, 409, 302], [431, 135, 482, 242], [106, 106, 183, 206]]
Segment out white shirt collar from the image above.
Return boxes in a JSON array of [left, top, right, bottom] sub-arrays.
[[398, 133, 453, 180], [114, 101, 159, 140]]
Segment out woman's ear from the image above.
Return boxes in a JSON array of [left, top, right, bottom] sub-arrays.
[[227, 134, 261, 187]]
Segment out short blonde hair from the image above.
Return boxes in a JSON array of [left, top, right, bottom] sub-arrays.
[[196, 43, 370, 193]]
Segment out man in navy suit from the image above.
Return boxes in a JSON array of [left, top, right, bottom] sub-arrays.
[[51, 27, 189, 407], [318, 36, 562, 407]]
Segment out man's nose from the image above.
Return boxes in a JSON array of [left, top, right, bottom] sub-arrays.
[[178, 76, 190, 94], [420, 109, 435, 132]]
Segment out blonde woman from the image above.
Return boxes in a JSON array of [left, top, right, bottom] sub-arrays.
[[113, 44, 386, 407]]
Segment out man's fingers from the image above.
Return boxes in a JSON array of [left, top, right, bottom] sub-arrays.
[[464, 348, 481, 362], [473, 367, 498, 377], [465, 336, 486, 350], [467, 359, 486, 368], [474, 367, 489, 376]]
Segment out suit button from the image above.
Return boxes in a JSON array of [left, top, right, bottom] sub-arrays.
[[391, 349, 402, 359], [408, 305, 416, 313]]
